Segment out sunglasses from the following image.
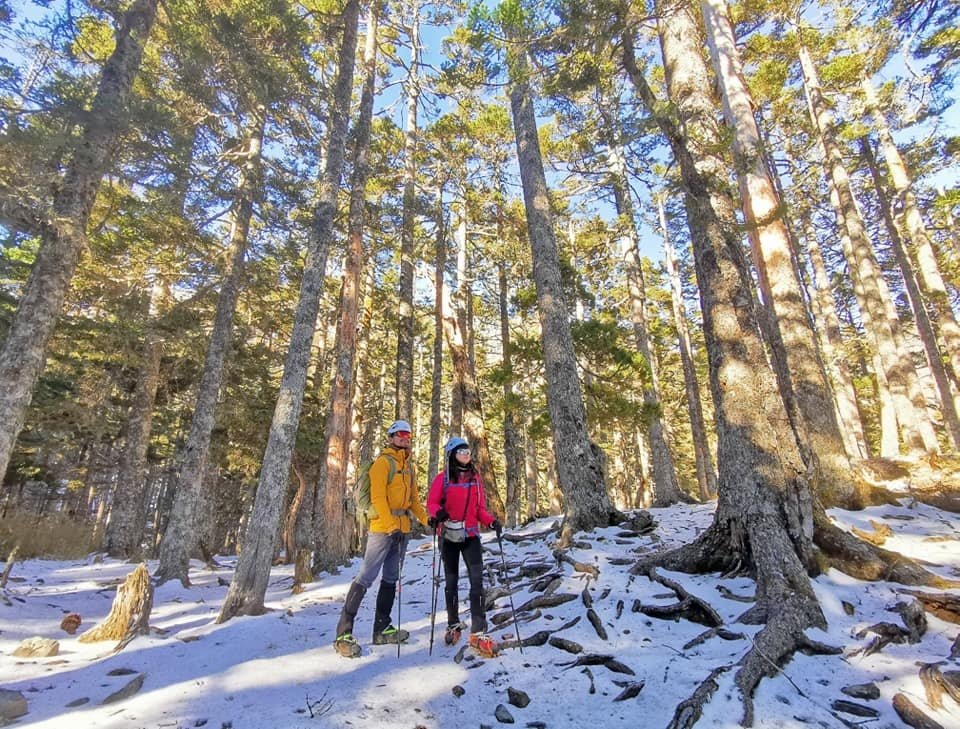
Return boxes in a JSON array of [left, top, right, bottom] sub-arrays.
[[454, 448, 471, 456], [392, 431, 411, 437]]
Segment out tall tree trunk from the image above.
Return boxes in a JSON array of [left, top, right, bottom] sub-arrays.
[[217, 0, 360, 621], [605, 136, 682, 505], [395, 0, 420, 421], [428, 195, 446, 484], [441, 280, 505, 516], [498, 258, 524, 527], [104, 275, 168, 558], [798, 215, 869, 460], [0, 0, 159, 482], [701, 0, 855, 506], [863, 77, 960, 407], [505, 30, 617, 537], [315, 3, 380, 569], [623, 7, 823, 719], [659, 197, 717, 499], [798, 42, 938, 456], [861, 138, 960, 448], [448, 193, 468, 433], [156, 107, 265, 585], [523, 419, 538, 522]]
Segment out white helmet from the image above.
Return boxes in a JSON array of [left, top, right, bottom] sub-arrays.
[[387, 419, 412, 435]]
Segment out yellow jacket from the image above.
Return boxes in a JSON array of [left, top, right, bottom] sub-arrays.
[[368, 446, 428, 534]]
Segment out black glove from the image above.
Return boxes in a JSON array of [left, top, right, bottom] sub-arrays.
[[436, 507, 449, 522], [491, 520, 502, 538], [427, 516, 438, 528], [389, 529, 402, 543]]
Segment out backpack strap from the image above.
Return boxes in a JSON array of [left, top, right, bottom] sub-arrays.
[[384, 453, 414, 519], [441, 471, 472, 522]]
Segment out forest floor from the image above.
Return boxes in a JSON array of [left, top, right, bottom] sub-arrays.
[[1, 462, 959, 728]]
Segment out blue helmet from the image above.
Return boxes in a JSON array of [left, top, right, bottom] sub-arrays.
[[387, 419, 412, 435], [444, 437, 468, 455]]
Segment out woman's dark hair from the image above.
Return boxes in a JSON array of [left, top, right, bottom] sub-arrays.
[[447, 450, 475, 478]]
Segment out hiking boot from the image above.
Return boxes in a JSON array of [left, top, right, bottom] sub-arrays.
[[334, 633, 361, 658], [372, 625, 409, 645], [444, 622, 465, 646], [469, 632, 498, 658]]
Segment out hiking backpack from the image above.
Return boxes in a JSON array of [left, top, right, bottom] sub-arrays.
[[354, 453, 398, 518]]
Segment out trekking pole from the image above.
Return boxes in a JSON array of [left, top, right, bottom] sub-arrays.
[[428, 525, 441, 655], [496, 532, 522, 653], [396, 535, 404, 659]]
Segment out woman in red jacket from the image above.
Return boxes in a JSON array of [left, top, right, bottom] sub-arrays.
[[427, 437, 502, 657]]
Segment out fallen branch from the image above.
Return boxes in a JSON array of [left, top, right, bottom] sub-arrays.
[[919, 663, 960, 709], [586, 608, 607, 640], [557, 654, 635, 675], [850, 520, 893, 546], [893, 692, 945, 729], [553, 549, 600, 578], [899, 590, 960, 625]]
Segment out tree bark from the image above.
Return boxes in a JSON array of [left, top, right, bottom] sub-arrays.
[[605, 136, 682, 506], [660, 198, 717, 500], [216, 0, 360, 621], [498, 258, 524, 527], [701, 0, 855, 507], [428, 195, 445, 485], [861, 137, 960, 448], [798, 212, 869, 460], [156, 107, 265, 585], [623, 5, 823, 719], [105, 276, 167, 559], [798, 41, 938, 456], [0, 0, 159, 482], [441, 279, 505, 517], [505, 29, 617, 537], [315, 2, 380, 569], [395, 0, 420, 421], [863, 76, 960, 421]]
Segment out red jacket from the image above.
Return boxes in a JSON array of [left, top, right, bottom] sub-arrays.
[[427, 468, 495, 538]]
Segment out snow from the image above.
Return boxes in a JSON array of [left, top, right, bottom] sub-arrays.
[[1, 499, 958, 729]]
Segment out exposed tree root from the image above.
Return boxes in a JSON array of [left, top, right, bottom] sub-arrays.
[[631, 516, 839, 727], [683, 627, 745, 650], [630, 521, 736, 577], [813, 511, 955, 587], [637, 568, 724, 627], [734, 585, 835, 726], [666, 666, 731, 729]]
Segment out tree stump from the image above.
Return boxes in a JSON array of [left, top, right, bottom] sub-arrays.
[[78, 563, 153, 646]]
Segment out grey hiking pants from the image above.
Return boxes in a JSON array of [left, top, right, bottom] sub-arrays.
[[354, 531, 408, 589]]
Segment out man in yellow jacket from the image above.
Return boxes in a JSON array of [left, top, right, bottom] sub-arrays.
[[334, 419, 429, 657]]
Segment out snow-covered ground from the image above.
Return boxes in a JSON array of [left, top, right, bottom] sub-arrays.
[[1, 498, 958, 728]]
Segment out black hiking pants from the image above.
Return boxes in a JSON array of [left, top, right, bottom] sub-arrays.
[[441, 535, 486, 633]]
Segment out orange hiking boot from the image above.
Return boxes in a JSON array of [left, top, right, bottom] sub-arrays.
[[469, 632, 499, 658]]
